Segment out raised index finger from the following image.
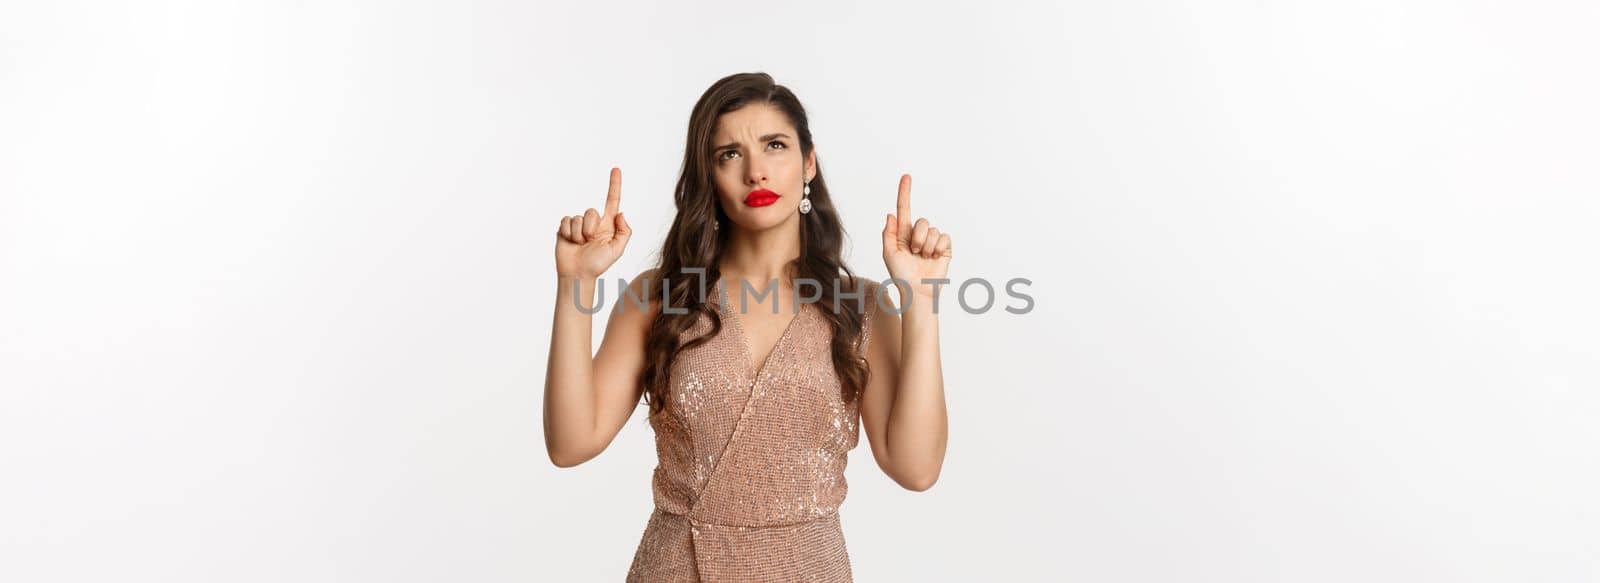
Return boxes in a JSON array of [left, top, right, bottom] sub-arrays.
[[896, 174, 912, 230], [604, 167, 622, 217]]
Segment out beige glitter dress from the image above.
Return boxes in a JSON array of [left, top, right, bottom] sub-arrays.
[[626, 278, 882, 582]]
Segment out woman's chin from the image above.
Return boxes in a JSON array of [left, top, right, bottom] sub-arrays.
[[731, 209, 794, 230]]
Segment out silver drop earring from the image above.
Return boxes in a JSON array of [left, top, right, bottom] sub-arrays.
[[799, 180, 813, 215]]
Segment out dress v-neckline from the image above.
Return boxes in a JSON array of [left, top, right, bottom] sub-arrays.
[[716, 278, 806, 380]]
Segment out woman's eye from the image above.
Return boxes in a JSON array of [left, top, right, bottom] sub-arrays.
[[718, 150, 739, 161], [767, 141, 786, 150]]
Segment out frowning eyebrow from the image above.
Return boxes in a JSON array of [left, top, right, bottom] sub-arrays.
[[712, 133, 792, 152]]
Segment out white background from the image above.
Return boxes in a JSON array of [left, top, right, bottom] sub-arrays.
[[3, 1, 1596, 581]]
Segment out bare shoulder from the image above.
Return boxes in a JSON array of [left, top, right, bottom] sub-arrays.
[[611, 267, 664, 324], [628, 267, 662, 296], [855, 275, 879, 296], [856, 276, 888, 312], [840, 273, 876, 297], [851, 276, 896, 352]]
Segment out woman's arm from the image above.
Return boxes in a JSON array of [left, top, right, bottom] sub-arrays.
[[859, 284, 948, 491], [543, 167, 649, 467], [543, 269, 656, 467], [859, 174, 953, 491]]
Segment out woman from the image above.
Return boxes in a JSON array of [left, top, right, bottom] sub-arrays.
[[543, 72, 951, 582]]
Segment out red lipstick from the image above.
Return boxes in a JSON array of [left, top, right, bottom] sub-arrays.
[[744, 189, 781, 207]]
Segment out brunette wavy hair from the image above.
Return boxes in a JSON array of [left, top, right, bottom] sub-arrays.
[[639, 72, 870, 419]]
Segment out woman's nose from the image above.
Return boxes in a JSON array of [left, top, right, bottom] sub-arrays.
[[744, 157, 767, 184]]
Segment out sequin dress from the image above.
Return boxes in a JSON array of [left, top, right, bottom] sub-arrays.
[[626, 278, 882, 582]]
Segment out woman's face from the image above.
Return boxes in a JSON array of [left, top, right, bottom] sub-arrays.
[[710, 103, 816, 231]]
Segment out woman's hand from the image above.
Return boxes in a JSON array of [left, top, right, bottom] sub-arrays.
[[882, 174, 953, 297], [556, 167, 633, 279]]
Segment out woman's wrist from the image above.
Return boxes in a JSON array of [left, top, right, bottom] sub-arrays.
[[554, 274, 603, 315], [557, 271, 596, 282]]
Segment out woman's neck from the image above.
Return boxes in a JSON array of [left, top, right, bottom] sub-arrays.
[[720, 218, 802, 290]]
